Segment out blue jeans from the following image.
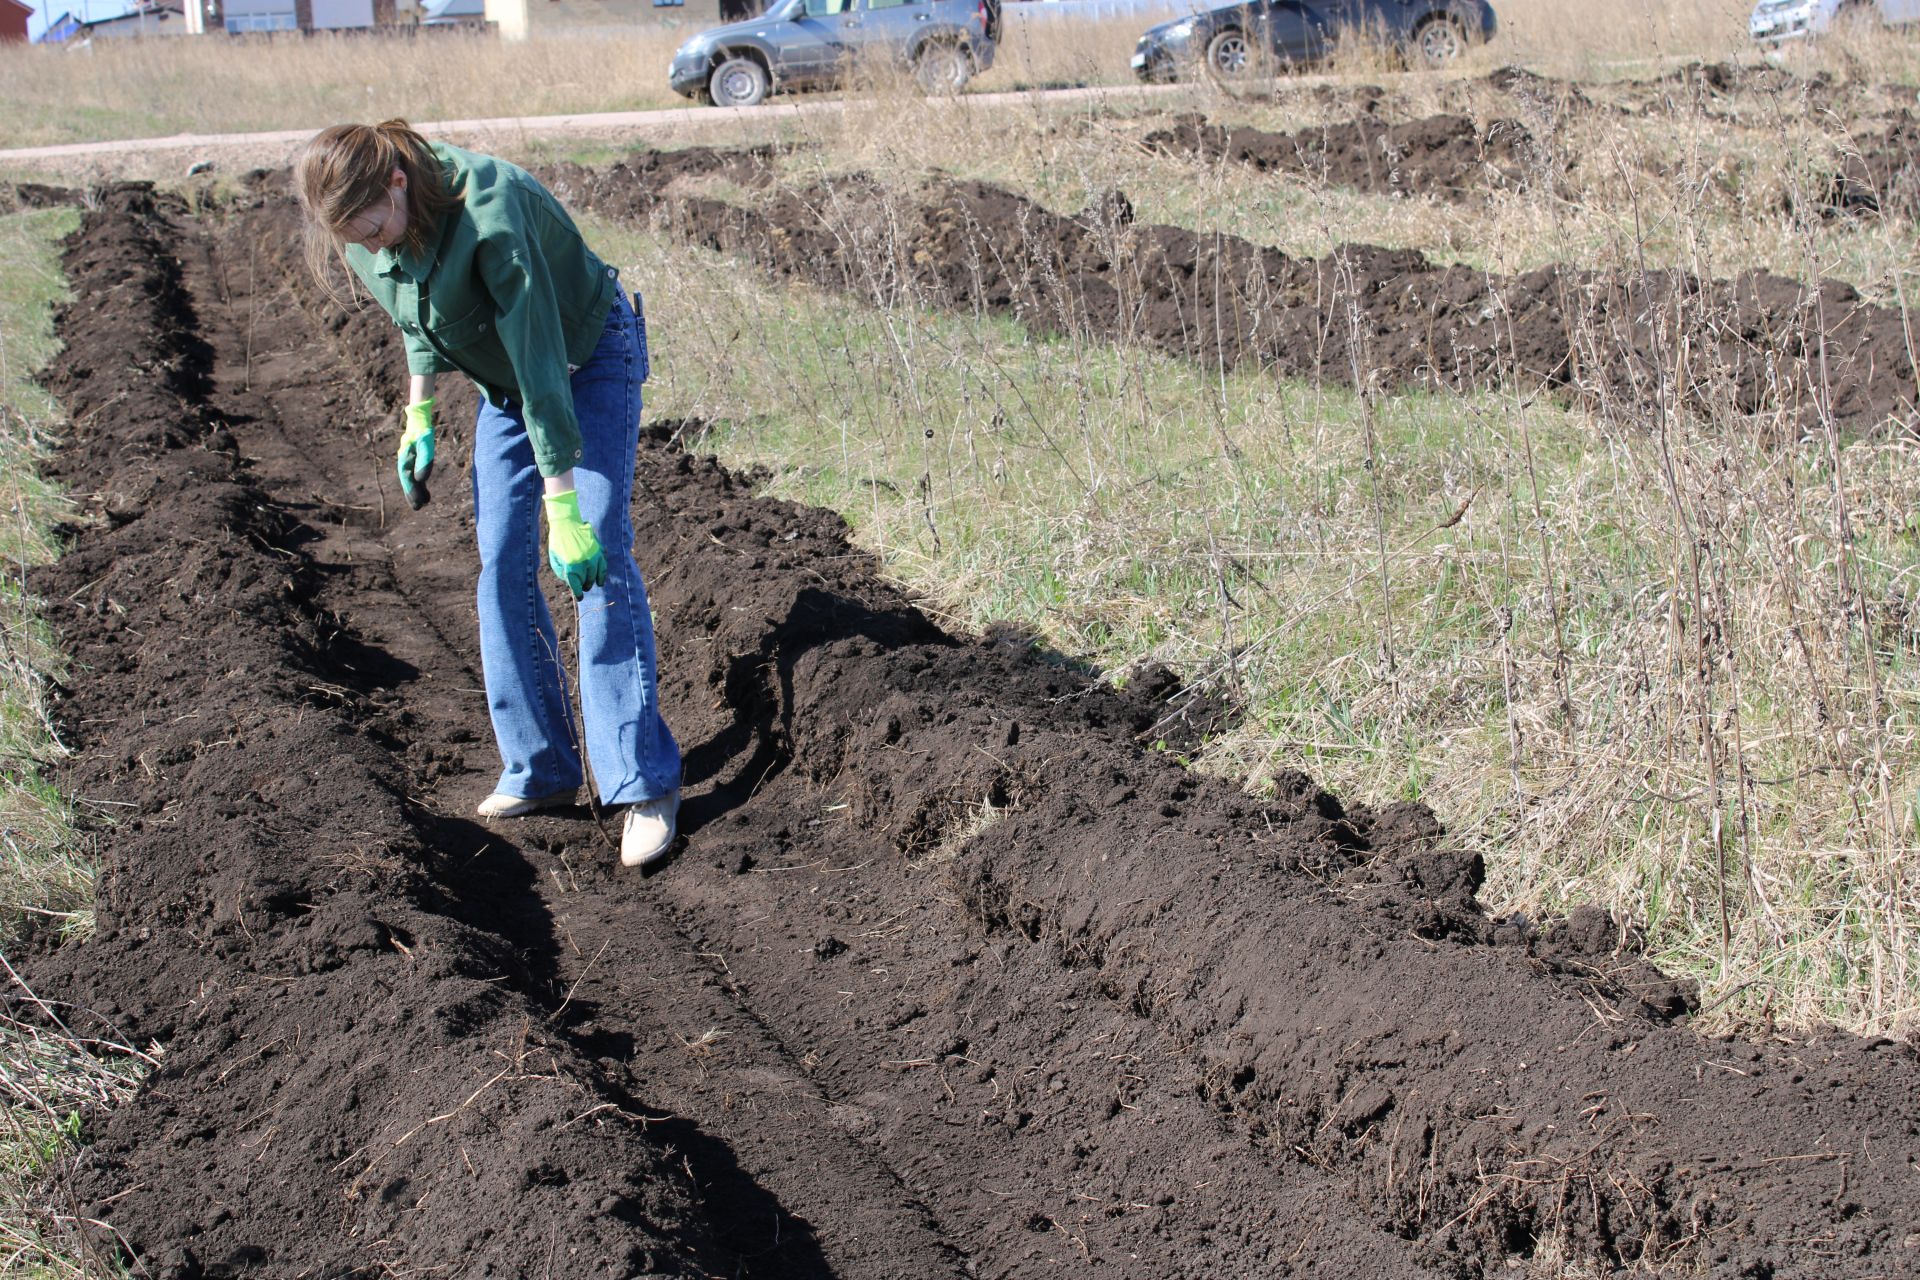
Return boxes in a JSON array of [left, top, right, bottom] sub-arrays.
[[471, 291, 680, 806]]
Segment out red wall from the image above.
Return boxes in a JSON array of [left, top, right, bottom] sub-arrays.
[[0, 3, 31, 41]]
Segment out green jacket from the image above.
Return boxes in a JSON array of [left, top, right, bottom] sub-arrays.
[[346, 143, 618, 477]]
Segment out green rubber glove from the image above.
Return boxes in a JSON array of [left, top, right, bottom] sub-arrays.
[[397, 398, 436, 506], [544, 490, 607, 599]]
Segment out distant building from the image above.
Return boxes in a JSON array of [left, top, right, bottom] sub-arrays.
[[506, 0, 768, 34], [74, 0, 191, 37], [47, 0, 757, 39], [215, 0, 295, 29], [1, 0, 31, 42], [421, 0, 483, 23], [36, 8, 83, 39], [186, 0, 395, 31]]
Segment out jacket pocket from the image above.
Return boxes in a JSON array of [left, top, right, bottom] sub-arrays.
[[430, 300, 493, 351]]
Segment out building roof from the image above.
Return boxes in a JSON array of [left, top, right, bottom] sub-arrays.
[[2, 0, 35, 16], [79, 0, 185, 27]]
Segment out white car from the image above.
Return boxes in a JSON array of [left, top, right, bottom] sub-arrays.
[[1750, 0, 1920, 42]]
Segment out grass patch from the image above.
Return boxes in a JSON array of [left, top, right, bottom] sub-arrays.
[[0, 205, 87, 947], [590, 211, 1920, 1038], [0, 204, 147, 1278]]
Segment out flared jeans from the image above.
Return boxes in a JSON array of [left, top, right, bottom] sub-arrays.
[[470, 290, 681, 806]]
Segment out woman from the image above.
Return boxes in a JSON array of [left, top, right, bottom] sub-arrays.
[[296, 120, 681, 869]]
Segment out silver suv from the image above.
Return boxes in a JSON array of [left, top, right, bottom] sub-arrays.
[[669, 0, 1002, 107], [1751, 0, 1920, 41]]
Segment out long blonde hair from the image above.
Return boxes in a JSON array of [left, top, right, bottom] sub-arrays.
[[294, 119, 461, 296]]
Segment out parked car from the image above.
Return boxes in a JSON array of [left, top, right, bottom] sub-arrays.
[[1131, 0, 1497, 81], [1750, 0, 1919, 42], [669, 0, 1002, 107]]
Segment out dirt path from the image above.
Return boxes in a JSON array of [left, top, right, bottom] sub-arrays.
[[0, 82, 1190, 170], [17, 183, 1920, 1278]]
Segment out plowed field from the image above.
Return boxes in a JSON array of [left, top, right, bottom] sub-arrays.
[[12, 167, 1920, 1278], [543, 152, 1917, 435]]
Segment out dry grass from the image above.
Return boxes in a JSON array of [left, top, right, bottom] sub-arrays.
[[1482, 0, 1752, 70], [991, 13, 1156, 88], [0, 27, 691, 148]]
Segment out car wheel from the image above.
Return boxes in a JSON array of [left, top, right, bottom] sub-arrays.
[[709, 56, 769, 108], [1205, 28, 1259, 81], [1413, 15, 1467, 67], [914, 42, 972, 95]]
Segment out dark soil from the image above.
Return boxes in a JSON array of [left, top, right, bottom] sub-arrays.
[[1141, 111, 1560, 203], [1487, 59, 1888, 121], [548, 156, 1917, 434], [1814, 111, 1920, 219], [17, 179, 1920, 1278]]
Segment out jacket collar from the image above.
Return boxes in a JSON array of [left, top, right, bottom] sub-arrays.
[[374, 168, 462, 284], [375, 229, 438, 284]]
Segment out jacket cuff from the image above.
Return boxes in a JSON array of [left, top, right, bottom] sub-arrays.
[[532, 444, 585, 478]]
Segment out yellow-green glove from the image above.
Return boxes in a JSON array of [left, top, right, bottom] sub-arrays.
[[397, 398, 435, 508], [544, 490, 607, 599]]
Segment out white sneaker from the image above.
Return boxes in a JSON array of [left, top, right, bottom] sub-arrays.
[[621, 792, 681, 868], [476, 791, 574, 819]]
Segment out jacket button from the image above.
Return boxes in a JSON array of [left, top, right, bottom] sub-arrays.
[[478, 322, 488, 332]]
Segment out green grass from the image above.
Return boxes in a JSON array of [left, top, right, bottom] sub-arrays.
[[590, 209, 1920, 1038], [0, 206, 86, 945], [0, 205, 144, 1279]]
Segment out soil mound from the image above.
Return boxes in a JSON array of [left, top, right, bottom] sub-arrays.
[[1142, 111, 1557, 203], [1486, 59, 1893, 122], [553, 160, 1917, 434], [17, 180, 1920, 1278], [542, 143, 778, 219], [1816, 112, 1920, 219], [9, 181, 83, 211]]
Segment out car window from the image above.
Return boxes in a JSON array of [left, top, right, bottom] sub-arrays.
[[865, 0, 924, 8], [803, 0, 847, 15]]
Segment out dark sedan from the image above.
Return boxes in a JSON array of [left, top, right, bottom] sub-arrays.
[[1132, 0, 1496, 81], [670, 0, 1001, 107]]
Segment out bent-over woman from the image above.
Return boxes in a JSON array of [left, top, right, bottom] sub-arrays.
[[296, 120, 681, 868]]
